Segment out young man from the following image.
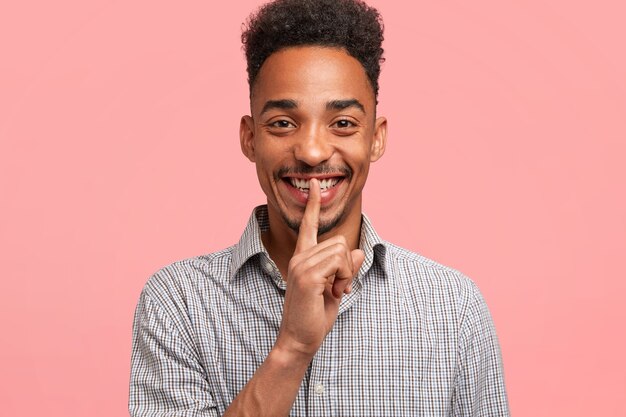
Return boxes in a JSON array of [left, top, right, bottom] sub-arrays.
[[129, 0, 509, 416]]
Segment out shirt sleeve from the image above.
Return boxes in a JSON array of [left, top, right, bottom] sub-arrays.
[[452, 282, 510, 416], [129, 286, 218, 417]]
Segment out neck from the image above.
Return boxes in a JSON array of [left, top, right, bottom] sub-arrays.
[[261, 205, 363, 279]]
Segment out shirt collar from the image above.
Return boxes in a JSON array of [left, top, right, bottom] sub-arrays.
[[229, 205, 387, 280], [229, 205, 270, 280], [358, 211, 388, 278]]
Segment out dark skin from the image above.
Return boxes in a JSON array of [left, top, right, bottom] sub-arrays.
[[227, 46, 387, 416]]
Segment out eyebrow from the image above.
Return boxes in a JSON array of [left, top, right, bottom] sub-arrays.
[[326, 99, 365, 114], [260, 99, 298, 115], [260, 98, 367, 116]]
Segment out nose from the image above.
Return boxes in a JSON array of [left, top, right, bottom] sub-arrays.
[[293, 124, 334, 166]]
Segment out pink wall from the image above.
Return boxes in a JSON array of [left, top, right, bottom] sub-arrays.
[[1, 1, 625, 416]]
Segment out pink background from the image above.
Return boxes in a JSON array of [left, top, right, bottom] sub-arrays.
[[1, 1, 625, 416]]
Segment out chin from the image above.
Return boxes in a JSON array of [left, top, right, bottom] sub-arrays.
[[283, 210, 345, 236]]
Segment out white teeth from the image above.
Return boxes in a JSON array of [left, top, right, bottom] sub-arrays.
[[319, 178, 339, 190], [289, 178, 339, 191], [293, 178, 310, 189]]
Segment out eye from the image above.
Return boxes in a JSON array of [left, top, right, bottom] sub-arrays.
[[333, 119, 355, 129], [330, 119, 359, 134], [270, 119, 295, 129]]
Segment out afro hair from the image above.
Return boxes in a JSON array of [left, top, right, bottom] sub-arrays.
[[242, 0, 385, 99]]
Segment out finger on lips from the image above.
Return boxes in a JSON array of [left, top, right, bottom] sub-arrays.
[[295, 178, 321, 253], [292, 177, 360, 298]]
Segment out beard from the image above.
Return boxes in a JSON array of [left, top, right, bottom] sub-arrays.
[[283, 207, 346, 236]]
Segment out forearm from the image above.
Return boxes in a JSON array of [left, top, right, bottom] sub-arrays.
[[223, 346, 312, 417]]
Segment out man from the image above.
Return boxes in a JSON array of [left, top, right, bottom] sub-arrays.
[[129, 0, 509, 415]]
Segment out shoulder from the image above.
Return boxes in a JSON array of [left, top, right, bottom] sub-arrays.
[[382, 242, 486, 315], [141, 246, 236, 308], [384, 242, 478, 291]]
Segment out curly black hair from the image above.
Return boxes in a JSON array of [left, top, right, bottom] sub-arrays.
[[242, 0, 385, 99]]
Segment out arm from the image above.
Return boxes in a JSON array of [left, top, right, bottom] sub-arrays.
[[452, 283, 510, 416], [224, 179, 364, 416], [221, 345, 311, 416], [129, 288, 217, 417]]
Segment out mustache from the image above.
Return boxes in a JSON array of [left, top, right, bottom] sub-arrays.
[[276, 164, 353, 179]]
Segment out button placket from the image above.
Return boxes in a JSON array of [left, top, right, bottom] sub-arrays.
[[307, 341, 332, 416]]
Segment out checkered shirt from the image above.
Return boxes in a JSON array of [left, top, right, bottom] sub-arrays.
[[129, 205, 509, 416]]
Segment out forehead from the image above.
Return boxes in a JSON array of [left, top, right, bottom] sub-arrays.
[[251, 46, 375, 114]]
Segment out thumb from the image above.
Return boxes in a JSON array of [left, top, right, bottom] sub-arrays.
[[344, 249, 365, 294], [351, 249, 365, 276]]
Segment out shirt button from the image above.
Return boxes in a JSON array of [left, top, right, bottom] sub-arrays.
[[314, 383, 324, 395], [264, 261, 273, 273]]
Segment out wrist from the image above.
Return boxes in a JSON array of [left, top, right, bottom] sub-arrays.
[[270, 340, 315, 370]]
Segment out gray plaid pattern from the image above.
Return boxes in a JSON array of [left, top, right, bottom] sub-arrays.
[[129, 205, 509, 416]]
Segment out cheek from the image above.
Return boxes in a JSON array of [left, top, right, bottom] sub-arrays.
[[254, 165, 277, 204], [254, 153, 282, 195], [255, 162, 273, 186], [338, 146, 372, 170]]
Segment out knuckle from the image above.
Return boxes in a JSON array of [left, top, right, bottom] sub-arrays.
[[329, 243, 342, 254], [331, 244, 350, 261], [333, 242, 348, 253], [331, 252, 344, 264]]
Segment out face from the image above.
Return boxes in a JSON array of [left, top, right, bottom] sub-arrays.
[[240, 46, 387, 237]]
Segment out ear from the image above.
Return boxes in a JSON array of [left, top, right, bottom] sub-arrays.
[[370, 116, 387, 162], [240, 115, 256, 162]]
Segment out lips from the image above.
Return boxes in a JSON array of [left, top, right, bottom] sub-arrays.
[[280, 174, 346, 206]]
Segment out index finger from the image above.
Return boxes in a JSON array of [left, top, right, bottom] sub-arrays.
[[295, 178, 320, 253]]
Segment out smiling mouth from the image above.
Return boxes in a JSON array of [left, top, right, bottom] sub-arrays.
[[285, 177, 343, 192]]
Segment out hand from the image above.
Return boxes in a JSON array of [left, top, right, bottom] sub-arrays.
[[274, 178, 365, 359]]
